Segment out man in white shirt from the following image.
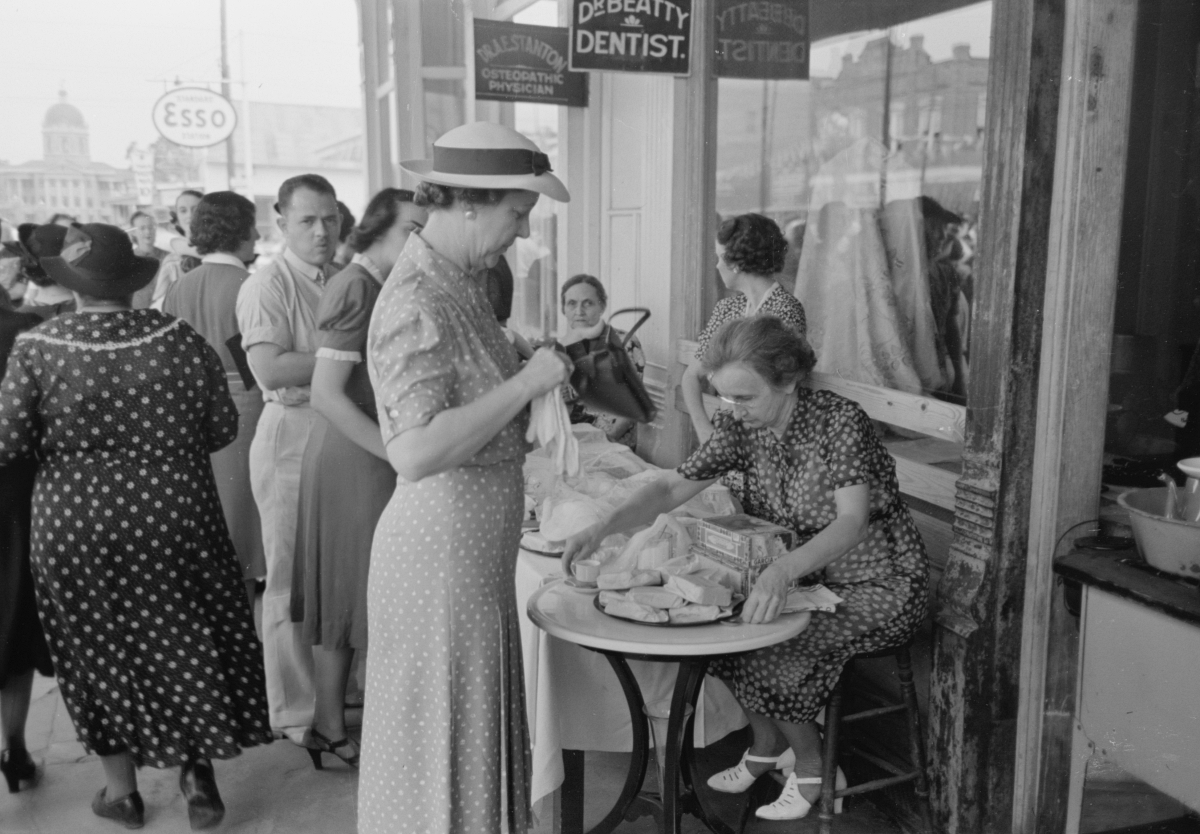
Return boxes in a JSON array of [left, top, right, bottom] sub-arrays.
[[236, 174, 340, 741]]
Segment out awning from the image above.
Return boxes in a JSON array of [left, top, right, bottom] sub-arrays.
[[811, 0, 987, 42]]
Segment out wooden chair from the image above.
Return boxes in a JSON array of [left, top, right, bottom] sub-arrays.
[[817, 641, 935, 834]]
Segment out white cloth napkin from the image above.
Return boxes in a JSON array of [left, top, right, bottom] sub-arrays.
[[781, 584, 844, 614], [526, 386, 580, 477]]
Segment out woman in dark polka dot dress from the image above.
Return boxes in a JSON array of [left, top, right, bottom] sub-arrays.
[[564, 316, 928, 822], [0, 224, 272, 830]]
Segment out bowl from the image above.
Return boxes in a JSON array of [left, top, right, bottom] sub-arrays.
[[1116, 487, 1200, 578]]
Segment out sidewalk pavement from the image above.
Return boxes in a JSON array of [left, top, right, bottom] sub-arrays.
[[1, 675, 358, 834], [2, 675, 902, 834]]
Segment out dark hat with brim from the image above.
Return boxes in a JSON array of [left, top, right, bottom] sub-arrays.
[[35, 223, 159, 300]]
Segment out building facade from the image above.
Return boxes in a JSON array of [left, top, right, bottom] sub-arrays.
[[0, 92, 137, 226]]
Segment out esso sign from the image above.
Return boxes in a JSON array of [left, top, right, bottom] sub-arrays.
[[152, 87, 238, 148]]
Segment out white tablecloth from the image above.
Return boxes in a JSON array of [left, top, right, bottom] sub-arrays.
[[516, 550, 749, 806]]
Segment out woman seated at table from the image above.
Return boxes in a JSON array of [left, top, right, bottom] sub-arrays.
[[563, 315, 929, 821], [560, 273, 646, 447]]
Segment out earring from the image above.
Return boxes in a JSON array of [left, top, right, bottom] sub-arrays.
[[464, 209, 476, 220]]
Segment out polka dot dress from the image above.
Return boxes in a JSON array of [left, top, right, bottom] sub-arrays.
[[0, 310, 273, 767], [692, 285, 807, 362], [678, 389, 928, 723], [694, 288, 807, 494], [360, 235, 532, 834]]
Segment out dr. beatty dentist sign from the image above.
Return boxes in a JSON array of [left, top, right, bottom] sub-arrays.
[[570, 0, 693, 75]]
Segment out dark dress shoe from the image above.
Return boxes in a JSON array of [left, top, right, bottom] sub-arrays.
[[180, 758, 225, 830], [1, 747, 37, 793], [91, 787, 145, 829]]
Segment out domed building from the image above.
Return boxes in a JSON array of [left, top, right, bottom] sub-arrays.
[[0, 91, 136, 225]]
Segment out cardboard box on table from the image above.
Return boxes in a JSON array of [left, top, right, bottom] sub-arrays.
[[690, 514, 798, 598]]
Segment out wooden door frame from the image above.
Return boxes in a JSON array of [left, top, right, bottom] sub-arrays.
[[1012, 1, 1139, 831], [926, 0, 1066, 830]]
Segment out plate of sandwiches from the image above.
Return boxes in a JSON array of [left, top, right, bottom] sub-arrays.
[[520, 530, 565, 558], [592, 568, 744, 626]]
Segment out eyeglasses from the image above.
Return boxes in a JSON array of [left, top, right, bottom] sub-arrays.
[[714, 392, 757, 408]]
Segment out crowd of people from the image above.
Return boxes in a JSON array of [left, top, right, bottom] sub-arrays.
[[0, 120, 928, 832]]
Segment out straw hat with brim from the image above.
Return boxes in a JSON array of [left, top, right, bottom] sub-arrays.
[[35, 223, 159, 300], [401, 122, 570, 203]]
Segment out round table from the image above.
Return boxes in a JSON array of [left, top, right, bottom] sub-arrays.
[[527, 579, 811, 834]]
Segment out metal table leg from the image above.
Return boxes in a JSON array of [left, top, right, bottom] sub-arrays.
[[561, 650, 651, 834], [561, 651, 742, 834], [665, 658, 740, 834]]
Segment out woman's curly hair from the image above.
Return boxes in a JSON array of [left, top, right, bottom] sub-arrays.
[[190, 191, 258, 256], [413, 182, 508, 210], [717, 213, 788, 276]]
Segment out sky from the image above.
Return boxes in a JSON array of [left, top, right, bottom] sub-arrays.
[[0, 0, 363, 167], [0, 0, 994, 169]]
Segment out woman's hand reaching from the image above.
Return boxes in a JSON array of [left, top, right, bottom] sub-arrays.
[[560, 523, 605, 577], [740, 563, 790, 624], [518, 347, 572, 401]]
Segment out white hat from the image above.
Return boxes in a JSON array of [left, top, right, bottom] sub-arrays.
[[401, 122, 570, 203]]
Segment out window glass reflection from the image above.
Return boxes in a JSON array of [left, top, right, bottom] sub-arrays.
[[509, 0, 562, 339], [716, 1, 991, 404]]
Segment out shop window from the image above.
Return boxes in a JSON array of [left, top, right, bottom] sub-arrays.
[[706, 1, 991, 516], [504, 0, 563, 340], [422, 78, 465, 155], [420, 0, 465, 67], [509, 100, 560, 339], [383, 1, 396, 81], [715, 1, 990, 410]]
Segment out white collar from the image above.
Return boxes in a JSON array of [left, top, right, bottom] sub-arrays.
[[351, 252, 385, 285], [201, 252, 248, 269], [283, 248, 327, 284]]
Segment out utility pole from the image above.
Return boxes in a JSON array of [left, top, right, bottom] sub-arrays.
[[220, 0, 236, 188]]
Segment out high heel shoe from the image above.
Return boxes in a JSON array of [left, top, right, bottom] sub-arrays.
[[302, 726, 359, 769], [179, 758, 225, 830], [91, 787, 145, 829], [706, 747, 796, 794], [1, 747, 36, 793], [754, 766, 847, 821]]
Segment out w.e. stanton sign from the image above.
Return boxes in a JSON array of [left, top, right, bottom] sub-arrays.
[[569, 0, 694, 75], [474, 19, 588, 107]]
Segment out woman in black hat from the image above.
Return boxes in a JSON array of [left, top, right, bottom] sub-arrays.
[[0, 223, 272, 830], [12, 223, 76, 316]]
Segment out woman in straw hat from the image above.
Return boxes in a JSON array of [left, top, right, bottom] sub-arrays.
[[358, 122, 570, 834], [0, 223, 272, 830]]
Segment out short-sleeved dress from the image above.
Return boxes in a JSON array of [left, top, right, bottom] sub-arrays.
[[0, 311, 272, 767], [695, 285, 808, 492], [291, 258, 396, 649], [164, 258, 266, 579], [679, 388, 928, 723], [358, 235, 532, 834], [693, 283, 807, 363]]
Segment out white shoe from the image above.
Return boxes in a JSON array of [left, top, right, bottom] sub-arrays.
[[706, 747, 796, 794], [754, 767, 847, 821]]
